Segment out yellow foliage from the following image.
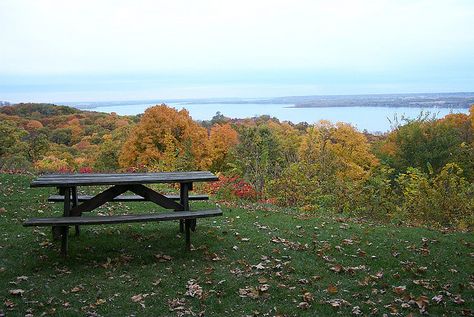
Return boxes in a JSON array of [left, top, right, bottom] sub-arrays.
[[299, 121, 378, 181], [208, 123, 239, 171]]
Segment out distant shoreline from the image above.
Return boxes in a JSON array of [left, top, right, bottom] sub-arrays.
[[63, 91, 474, 110]]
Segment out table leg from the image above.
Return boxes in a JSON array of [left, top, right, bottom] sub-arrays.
[[179, 183, 191, 233], [72, 187, 80, 236], [185, 219, 191, 251], [61, 187, 71, 257], [52, 187, 65, 241]]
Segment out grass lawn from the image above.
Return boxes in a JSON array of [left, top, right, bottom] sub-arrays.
[[0, 173, 473, 316]]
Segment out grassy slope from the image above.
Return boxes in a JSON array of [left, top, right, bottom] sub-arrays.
[[0, 174, 473, 317]]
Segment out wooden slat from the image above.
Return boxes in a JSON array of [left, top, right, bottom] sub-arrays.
[[31, 171, 218, 187], [48, 194, 209, 202], [23, 209, 222, 226]]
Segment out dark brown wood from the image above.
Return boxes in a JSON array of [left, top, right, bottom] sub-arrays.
[[48, 194, 209, 202], [69, 185, 130, 216], [71, 187, 80, 236], [185, 219, 191, 251], [128, 184, 184, 210], [23, 209, 223, 226], [61, 187, 71, 257], [179, 182, 191, 233], [31, 171, 218, 187]]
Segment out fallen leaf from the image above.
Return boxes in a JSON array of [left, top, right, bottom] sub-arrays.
[[330, 264, 344, 273], [9, 289, 24, 296], [393, 285, 406, 295], [352, 306, 362, 315], [453, 295, 465, 305], [4, 299, 15, 308], [415, 295, 429, 309], [298, 302, 310, 309], [131, 294, 144, 302], [258, 284, 270, 292], [70, 286, 84, 293], [432, 294, 443, 304], [154, 254, 172, 262], [327, 284, 338, 294], [302, 292, 313, 302], [185, 279, 203, 299]]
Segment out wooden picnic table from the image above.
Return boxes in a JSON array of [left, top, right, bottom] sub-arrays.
[[24, 171, 222, 257]]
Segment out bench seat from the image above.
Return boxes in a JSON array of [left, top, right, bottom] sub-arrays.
[[48, 194, 209, 202], [23, 209, 222, 226], [24, 209, 222, 256]]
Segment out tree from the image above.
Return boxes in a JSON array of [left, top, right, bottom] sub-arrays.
[[119, 104, 209, 171], [233, 124, 281, 195], [208, 123, 239, 172], [0, 120, 28, 157], [379, 112, 474, 180]]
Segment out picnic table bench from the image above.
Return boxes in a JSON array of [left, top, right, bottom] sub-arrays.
[[23, 171, 222, 256]]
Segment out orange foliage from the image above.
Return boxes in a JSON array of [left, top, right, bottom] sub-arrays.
[[119, 104, 209, 171], [25, 120, 43, 131], [208, 123, 239, 171]]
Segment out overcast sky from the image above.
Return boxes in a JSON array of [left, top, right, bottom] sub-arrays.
[[1, 0, 473, 102]]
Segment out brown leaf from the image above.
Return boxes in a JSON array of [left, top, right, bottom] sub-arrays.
[[327, 298, 350, 308], [330, 264, 344, 273], [168, 298, 186, 311], [70, 285, 83, 293], [131, 294, 144, 303], [432, 294, 443, 304], [302, 292, 313, 302], [258, 284, 270, 292], [4, 299, 15, 308], [393, 285, 406, 295], [185, 279, 203, 299], [298, 302, 310, 309], [9, 289, 24, 296], [327, 284, 338, 294], [352, 306, 362, 315], [453, 295, 465, 305], [415, 295, 429, 309], [154, 254, 172, 262]]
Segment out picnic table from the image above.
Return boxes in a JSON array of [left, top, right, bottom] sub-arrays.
[[23, 171, 222, 256]]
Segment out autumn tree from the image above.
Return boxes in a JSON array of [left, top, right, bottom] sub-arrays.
[[118, 104, 209, 171], [208, 123, 239, 172], [270, 121, 378, 211], [379, 111, 474, 180], [233, 124, 281, 195]]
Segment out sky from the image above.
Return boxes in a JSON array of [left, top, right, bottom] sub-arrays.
[[0, 0, 473, 102]]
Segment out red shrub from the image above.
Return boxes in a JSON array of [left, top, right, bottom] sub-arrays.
[[206, 175, 258, 200]]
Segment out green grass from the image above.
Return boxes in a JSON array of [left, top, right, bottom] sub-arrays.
[[0, 174, 473, 316]]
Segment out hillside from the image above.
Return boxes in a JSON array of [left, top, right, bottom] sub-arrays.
[[0, 174, 473, 316]]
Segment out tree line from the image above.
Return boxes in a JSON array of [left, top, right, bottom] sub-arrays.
[[1, 103, 472, 229]]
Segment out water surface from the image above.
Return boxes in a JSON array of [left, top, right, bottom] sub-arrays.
[[88, 103, 469, 133]]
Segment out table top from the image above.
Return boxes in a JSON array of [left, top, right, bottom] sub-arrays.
[[30, 171, 219, 187]]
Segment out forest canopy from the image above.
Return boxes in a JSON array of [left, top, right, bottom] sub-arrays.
[[0, 103, 473, 229]]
